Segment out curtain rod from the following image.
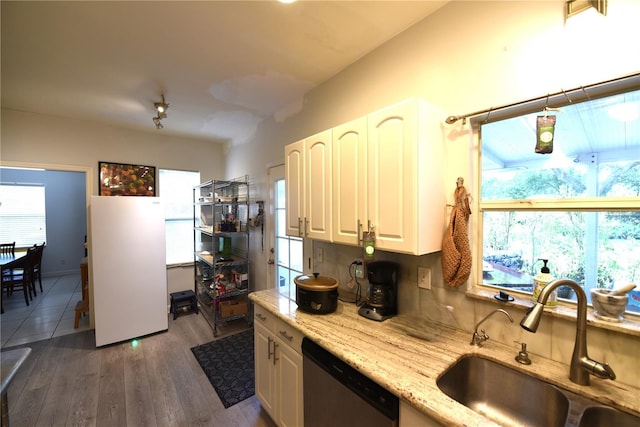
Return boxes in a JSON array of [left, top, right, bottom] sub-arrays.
[[445, 72, 640, 125]]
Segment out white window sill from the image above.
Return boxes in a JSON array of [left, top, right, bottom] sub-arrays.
[[466, 286, 640, 338]]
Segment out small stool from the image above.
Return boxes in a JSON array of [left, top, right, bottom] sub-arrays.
[[170, 290, 199, 320], [74, 300, 89, 328]]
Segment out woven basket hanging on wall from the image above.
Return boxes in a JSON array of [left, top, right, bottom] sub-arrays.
[[441, 179, 472, 288]]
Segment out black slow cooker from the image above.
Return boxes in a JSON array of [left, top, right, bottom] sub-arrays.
[[294, 273, 339, 314]]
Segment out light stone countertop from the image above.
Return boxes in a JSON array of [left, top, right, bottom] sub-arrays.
[[250, 289, 640, 427]]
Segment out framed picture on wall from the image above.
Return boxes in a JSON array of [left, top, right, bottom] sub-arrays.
[[98, 161, 156, 196]]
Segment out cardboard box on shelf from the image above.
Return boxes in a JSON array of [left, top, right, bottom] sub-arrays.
[[220, 298, 248, 318]]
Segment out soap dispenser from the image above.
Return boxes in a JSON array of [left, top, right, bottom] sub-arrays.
[[532, 259, 556, 306]]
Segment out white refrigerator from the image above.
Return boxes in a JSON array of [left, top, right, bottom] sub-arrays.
[[90, 195, 168, 347]]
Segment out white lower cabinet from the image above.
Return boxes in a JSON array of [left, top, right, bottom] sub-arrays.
[[400, 400, 443, 427], [254, 308, 304, 427]]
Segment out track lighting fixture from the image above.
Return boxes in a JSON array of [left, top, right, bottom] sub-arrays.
[[152, 94, 169, 129]]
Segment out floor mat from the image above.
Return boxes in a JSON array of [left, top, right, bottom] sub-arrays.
[[191, 329, 254, 408]]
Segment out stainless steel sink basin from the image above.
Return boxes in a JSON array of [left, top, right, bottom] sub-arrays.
[[437, 355, 569, 427], [578, 406, 640, 427]]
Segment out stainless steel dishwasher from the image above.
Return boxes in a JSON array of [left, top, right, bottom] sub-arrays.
[[302, 338, 399, 427]]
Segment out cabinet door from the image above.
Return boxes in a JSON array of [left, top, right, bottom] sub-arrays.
[[275, 339, 304, 427], [400, 400, 442, 427], [332, 117, 367, 246], [367, 100, 418, 254], [285, 140, 305, 237], [254, 322, 276, 419], [305, 130, 332, 241]]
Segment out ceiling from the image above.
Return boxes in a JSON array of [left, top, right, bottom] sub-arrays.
[[1, 1, 447, 146]]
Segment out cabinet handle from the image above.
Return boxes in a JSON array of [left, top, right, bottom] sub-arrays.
[[268, 336, 274, 360], [279, 330, 293, 341], [273, 341, 279, 366], [304, 217, 309, 237], [297, 217, 303, 237], [357, 219, 363, 246], [256, 312, 267, 321]]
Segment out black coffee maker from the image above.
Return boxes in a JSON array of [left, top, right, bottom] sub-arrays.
[[358, 261, 399, 321]]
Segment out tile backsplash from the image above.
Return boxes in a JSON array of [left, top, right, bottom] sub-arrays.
[[312, 240, 640, 389]]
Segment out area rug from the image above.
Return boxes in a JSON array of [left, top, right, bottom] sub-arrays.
[[191, 328, 255, 408]]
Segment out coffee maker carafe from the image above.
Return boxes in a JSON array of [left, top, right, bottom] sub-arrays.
[[358, 261, 398, 321]]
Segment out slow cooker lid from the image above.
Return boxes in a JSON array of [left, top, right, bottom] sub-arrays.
[[294, 272, 338, 290]]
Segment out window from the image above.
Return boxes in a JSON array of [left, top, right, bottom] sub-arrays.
[[275, 179, 303, 301], [0, 183, 47, 247], [159, 169, 200, 265], [479, 88, 640, 314]]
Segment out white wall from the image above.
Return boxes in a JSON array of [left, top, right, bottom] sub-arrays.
[[226, 1, 640, 388], [1, 109, 226, 182]]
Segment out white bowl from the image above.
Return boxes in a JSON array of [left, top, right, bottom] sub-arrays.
[[591, 289, 628, 322]]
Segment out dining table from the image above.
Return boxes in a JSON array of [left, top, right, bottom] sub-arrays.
[[1, 250, 28, 314], [0, 250, 27, 270]]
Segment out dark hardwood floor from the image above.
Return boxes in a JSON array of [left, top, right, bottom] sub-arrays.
[[4, 311, 276, 427]]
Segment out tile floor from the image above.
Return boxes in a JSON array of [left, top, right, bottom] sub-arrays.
[[1, 272, 89, 348]]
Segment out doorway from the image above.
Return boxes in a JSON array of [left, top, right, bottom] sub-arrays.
[[267, 165, 307, 300]]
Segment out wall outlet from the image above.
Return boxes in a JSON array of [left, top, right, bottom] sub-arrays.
[[353, 259, 365, 279], [418, 267, 431, 290], [315, 247, 324, 262]]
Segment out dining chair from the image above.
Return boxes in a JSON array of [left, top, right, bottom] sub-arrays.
[[0, 242, 15, 255], [31, 242, 46, 293], [1, 242, 18, 287], [1, 246, 37, 308]]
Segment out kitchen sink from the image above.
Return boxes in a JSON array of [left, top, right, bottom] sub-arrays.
[[578, 406, 640, 427], [437, 355, 569, 427], [437, 355, 640, 427]]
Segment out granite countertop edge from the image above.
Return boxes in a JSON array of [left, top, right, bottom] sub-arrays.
[[249, 289, 639, 426]]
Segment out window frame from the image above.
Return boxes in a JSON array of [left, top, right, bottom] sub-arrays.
[[470, 80, 640, 332]]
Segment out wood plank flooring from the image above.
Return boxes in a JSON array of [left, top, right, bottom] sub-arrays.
[[4, 312, 276, 427]]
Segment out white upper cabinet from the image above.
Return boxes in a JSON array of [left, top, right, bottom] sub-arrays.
[[285, 140, 305, 237], [285, 130, 333, 241], [305, 130, 332, 241], [367, 98, 445, 255], [332, 117, 367, 246], [285, 98, 445, 255]]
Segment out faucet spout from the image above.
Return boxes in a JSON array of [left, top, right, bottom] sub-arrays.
[[470, 309, 513, 347], [520, 279, 616, 385]]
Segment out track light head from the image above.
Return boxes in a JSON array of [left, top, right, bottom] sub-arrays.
[[152, 94, 168, 129], [154, 94, 169, 114]]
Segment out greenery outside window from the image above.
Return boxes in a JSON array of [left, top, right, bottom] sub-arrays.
[[479, 88, 640, 314]]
